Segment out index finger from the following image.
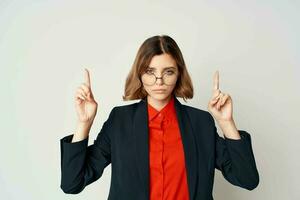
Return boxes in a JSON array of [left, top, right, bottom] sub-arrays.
[[213, 70, 219, 91], [84, 68, 91, 88]]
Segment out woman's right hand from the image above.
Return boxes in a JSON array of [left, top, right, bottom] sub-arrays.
[[75, 68, 98, 125]]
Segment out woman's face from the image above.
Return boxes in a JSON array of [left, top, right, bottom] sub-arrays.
[[141, 53, 179, 103]]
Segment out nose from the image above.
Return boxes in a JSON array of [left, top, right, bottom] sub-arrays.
[[155, 77, 164, 85]]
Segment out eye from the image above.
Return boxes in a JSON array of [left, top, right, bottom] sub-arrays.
[[165, 70, 174, 75], [145, 69, 153, 74]]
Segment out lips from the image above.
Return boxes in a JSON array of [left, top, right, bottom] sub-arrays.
[[153, 89, 166, 93], [153, 89, 166, 91]]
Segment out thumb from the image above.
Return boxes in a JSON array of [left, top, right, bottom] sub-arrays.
[[87, 89, 96, 102]]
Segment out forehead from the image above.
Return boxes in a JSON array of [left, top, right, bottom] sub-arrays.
[[148, 54, 177, 70]]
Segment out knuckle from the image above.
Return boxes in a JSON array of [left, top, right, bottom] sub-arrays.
[[80, 84, 87, 91], [79, 88, 84, 94], [82, 83, 90, 88]]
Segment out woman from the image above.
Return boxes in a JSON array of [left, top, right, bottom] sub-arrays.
[[60, 35, 259, 200]]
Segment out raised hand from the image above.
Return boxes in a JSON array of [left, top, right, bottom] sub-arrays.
[[207, 70, 233, 122], [75, 68, 98, 125]]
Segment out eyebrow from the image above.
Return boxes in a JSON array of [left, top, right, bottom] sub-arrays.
[[147, 66, 176, 70]]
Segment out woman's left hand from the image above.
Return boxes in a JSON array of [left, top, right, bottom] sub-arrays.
[[207, 70, 233, 122]]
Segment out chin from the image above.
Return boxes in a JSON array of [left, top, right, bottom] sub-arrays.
[[150, 92, 171, 100]]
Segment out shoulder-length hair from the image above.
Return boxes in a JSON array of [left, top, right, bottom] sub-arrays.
[[122, 35, 193, 103]]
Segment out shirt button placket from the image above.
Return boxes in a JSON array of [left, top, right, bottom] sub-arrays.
[[159, 113, 164, 200], [162, 114, 165, 200]]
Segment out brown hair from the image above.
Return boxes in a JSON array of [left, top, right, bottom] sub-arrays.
[[122, 35, 193, 103]]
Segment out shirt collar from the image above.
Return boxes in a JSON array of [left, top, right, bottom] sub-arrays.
[[147, 95, 175, 121]]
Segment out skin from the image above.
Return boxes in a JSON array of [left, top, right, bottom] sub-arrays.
[[142, 53, 179, 111], [72, 68, 98, 142], [207, 71, 241, 139], [142, 53, 241, 140], [72, 55, 241, 142]]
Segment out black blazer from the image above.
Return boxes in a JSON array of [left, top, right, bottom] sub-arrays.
[[60, 96, 259, 200]]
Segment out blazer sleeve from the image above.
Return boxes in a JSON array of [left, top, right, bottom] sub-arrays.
[[209, 114, 260, 190], [59, 107, 116, 194]]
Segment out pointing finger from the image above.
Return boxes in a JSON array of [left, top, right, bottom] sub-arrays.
[[213, 70, 219, 91], [84, 68, 91, 88]]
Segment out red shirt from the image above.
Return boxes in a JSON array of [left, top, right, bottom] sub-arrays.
[[147, 96, 190, 200]]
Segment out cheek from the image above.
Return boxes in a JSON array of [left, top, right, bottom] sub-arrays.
[[167, 85, 176, 92], [143, 85, 151, 93]]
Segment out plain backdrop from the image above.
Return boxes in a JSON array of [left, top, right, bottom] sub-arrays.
[[0, 0, 299, 199]]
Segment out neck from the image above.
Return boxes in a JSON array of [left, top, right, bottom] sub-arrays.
[[147, 94, 173, 111]]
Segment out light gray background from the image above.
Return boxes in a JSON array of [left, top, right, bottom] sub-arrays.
[[0, 0, 299, 199]]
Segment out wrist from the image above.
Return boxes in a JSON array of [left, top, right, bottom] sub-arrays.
[[217, 118, 235, 127], [76, 121, 92, 133], [77, 119, 93, 128], [217, 119, 241, 140], [72, 121, 93, 142]]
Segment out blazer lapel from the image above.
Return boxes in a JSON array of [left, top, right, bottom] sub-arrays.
[[132, 96, 198, 200], [173, 97, 198, 200], [133, 97, 150, 199]]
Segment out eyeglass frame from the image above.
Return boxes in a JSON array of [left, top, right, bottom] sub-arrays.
[[140, 69, 179, 86]]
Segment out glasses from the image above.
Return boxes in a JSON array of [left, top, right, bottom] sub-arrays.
[[141, 69, 178, 86]]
